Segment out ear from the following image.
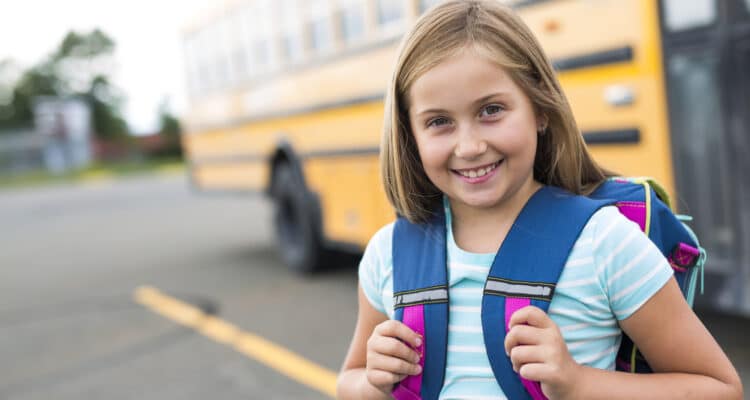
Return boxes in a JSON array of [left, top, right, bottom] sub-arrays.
[[536, 114, 549, 132]]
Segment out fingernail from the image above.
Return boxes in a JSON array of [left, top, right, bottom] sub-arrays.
[[415, 337, 422, 347], [415, 365, 422, 374]]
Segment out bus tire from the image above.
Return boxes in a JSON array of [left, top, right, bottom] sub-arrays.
[[270, 163, 323, 273]]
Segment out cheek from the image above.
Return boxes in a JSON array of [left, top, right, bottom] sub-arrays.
[[496, 116, 537, 152], [416, 136, 452, 168]]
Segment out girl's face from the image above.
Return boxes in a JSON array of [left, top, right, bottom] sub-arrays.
[[408, 47, 543, 214]]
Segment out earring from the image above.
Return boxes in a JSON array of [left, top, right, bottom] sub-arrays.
[[537, 125, 547, 136]]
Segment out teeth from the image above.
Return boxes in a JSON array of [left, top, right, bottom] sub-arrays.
[[459, 162, 498, 178]]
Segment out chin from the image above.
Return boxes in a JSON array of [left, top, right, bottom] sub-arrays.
[[454, 191, 506, 209]]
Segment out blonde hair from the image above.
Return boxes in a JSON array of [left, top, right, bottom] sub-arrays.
[[380, 0, 611, 223]]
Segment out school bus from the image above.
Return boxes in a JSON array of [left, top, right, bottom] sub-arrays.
[[179, 0, 750, 315]]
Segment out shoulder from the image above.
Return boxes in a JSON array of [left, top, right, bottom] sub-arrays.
[[583, 205, 641, 243], [363, 222, 395, 263], [359, 222, 395, 315], [585, 206, 673, 319], [359, 222, 395, 285]]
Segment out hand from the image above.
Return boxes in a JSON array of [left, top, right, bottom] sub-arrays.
[[504, 305, 582, 400], [365, 320, 423, 394]]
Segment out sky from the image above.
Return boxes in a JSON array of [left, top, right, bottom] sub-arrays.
[[0, 0, 210, 135]]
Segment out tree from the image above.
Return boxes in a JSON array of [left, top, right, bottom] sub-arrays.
[[154, 99, 183, 158], [0, 29, 130, 140]]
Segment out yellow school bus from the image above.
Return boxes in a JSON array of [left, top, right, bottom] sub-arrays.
[[180, 0, 750, 315]]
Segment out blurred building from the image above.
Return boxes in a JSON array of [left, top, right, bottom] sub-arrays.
[[0, 96, 93, 175], [33, 96, 93, 173]]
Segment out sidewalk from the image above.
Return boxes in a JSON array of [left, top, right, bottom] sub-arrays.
[[0, 159, 185, 190]]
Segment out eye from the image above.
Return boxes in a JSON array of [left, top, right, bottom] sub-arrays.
[[427, 116, 451, 128], [479, 104, 504, 118]]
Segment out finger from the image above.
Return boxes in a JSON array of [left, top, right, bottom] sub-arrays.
[[508, 305, 552, 330], [375, 320, 423, 348], [370, 336, 421, 363], [368, 355, 422, 376], [366, 368, 404, 388], [509, 344, 546, 372], [504, 324, 543, 355], [518, 362, 556, 383]]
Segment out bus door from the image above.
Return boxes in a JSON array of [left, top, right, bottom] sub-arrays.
[[660, 0, 750, 314]]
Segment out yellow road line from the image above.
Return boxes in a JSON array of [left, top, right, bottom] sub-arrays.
[[134, 286, 338, 398]]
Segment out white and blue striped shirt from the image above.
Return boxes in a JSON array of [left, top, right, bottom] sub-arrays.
[[359, 202, 673, 399]]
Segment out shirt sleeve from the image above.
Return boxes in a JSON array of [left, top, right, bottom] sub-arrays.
[[591, 207, 674, 320], [358, 222, 394, 315]]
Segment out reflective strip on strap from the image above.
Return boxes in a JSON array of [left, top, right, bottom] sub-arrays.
[[485, 278, 555, 302], [393, 287, 448, 309]]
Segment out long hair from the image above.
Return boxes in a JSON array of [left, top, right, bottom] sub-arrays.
[[380, 0, 611, 223]]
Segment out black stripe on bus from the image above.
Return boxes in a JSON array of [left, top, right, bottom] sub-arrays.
[[301, 146, 380, 159], [553, 46, 634, 72], [191, 153, 268, 166], [583, 128, 640, 145]]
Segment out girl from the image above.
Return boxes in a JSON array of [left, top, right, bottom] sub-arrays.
[[337, 1, 743, 399]]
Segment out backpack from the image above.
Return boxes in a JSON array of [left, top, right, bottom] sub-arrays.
[[390, 178, 705, 400]]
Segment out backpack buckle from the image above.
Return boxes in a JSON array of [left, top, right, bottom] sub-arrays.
[[669, 242, 700, 271]]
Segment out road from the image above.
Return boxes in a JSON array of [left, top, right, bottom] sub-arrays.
[[0, 174, 747, 399]]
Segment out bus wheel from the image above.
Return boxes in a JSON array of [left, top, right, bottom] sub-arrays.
[[270, 163, 322, 273]]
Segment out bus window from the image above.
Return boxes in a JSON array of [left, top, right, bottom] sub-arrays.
[[183, 35, 201, 96], [281, 0, 305, 64], [338, 0, 365, 44], [225, 14, 248, 84], [377, 0, 403, 26], [248, 2, 274, 74], [663, 0, 717, 31], [204, 25, 226, 91], [310, 0, 334, 53], [420, 0, 442, 13]]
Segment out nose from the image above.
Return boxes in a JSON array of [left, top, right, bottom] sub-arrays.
[[454, 124, 487, 159]]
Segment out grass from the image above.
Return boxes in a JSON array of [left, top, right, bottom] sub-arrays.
[[0, 157, 185, 189]]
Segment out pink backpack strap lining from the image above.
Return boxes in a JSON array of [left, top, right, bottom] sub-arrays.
[[505, 298, 549, 400]]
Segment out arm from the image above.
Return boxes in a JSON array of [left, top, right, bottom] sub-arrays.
[[337, 284, 422, 399], [505, 279, 743, 400], [572, 277, 742, 399]]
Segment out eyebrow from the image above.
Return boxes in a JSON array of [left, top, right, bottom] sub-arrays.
[[415, 92, 509, 116]]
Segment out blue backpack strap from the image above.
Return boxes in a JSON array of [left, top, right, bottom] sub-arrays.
[[392, 211, 449, 400], [590, 178, 703, 373], [482, 186, 613, 400]]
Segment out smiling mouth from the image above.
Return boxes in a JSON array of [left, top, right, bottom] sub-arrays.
[[452, 160, 502, 178]]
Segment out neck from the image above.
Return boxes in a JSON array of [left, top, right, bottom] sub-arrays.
[[449, 179, 543, 253]]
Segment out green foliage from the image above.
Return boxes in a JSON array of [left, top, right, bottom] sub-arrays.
[[153, 99, 183, 159], [0, 29, 129, 140], [55, 29, 115, 61]]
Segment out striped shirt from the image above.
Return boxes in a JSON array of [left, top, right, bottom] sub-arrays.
[[359, 201, 673, 399]]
